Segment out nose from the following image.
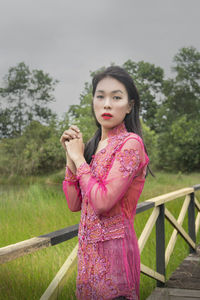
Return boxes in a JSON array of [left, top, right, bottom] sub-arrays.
[[104, 97, 111, 109]]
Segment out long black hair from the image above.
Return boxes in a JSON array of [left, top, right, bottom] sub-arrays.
[[84, 66, 150, 171]]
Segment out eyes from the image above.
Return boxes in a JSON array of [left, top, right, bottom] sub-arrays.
[[96, 95, 122, 100]]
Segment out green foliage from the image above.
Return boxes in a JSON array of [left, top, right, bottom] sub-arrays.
[[0, 62, 58, 138], [68, 82, 97, 143], [141, 120, 157, 168], [173, 46, 200, 88], [123, 60, 164, 130], [0, 120, 66, 175], [159, 47, 200, 126], [155, 47, 200, 172], [156, 116, 200, 172], [1, 47, 200, 175]]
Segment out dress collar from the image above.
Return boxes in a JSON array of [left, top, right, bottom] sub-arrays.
[[107, 122, 127, 138]]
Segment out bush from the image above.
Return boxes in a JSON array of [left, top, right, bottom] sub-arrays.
[[156, 116, 200, 172], [0, 121, 66, 176], [141, 120, 158, 170]]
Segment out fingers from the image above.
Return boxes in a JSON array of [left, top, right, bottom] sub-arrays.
[[60, 125, 82, 150], [70, 125, 80, 134]]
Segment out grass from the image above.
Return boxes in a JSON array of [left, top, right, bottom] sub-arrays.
[[0, 170, 199, 300]]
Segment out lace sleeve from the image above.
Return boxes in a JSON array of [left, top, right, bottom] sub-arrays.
[[63, 166, 82, 212], [77, 137, 149, 215]]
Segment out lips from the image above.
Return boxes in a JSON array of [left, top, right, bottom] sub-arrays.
[[102, 113, 113, 119]]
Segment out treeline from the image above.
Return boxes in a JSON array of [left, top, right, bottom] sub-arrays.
[[0, 47, 200, 176]]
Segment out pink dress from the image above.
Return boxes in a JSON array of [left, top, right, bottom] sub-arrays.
[[63, 122, 149, 300]]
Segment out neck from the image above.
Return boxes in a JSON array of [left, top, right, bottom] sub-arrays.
[[100, 122, 125, 140], [101, 127, 110, 141]]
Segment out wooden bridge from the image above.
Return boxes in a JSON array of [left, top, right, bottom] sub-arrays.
[[147, 243, 200, 299], [0, 184, 200, 299]]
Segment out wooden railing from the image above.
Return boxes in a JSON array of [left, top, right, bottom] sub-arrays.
[[0, 184, 200, 299]]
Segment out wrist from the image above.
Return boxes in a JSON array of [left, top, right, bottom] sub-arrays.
[[74, 157, 86, 169]]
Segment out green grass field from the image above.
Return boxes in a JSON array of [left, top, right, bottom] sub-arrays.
[[0, 171, 199, 300]]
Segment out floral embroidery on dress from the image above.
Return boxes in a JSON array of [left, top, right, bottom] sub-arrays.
[[77, 162, 91, 179], [90, 123, 131, 181], [64, 166, 77, 182], [79, 212, 125, 244], [116, 148, 140, 178]]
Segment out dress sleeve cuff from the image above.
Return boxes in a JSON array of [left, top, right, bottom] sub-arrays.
[[64, 166, 78, 182], [76, 162, 90, 179]]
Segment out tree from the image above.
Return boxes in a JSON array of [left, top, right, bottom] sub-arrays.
[[156, 46, 200, 130], [123, 60, 164, 130], [155, 47, 200, 171], [173, 46, 200, 92], [156, 116, 200, 172], [0, 62, 58, 137], [68, 82, 97, 143], [0, 120, 66, 175]]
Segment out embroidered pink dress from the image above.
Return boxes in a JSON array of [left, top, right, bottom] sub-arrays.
[[63, 122, 149, 300]]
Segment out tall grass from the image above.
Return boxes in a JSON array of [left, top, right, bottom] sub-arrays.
[[0, 171, 199, 300]]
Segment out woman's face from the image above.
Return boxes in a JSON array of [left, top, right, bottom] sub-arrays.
[[93, 76, 132, 133]]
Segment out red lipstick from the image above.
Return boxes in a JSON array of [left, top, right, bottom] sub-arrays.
[[102, 113, 113, 120]]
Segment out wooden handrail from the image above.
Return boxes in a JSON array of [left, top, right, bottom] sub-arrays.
[[0, 225, 79, 264], [0, 184, 200, 300], [0, 186, 199, 265], [0, 202, 154, 264], [146, 187, 194, 206]]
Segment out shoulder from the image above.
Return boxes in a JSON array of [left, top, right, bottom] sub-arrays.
[[122, 132, 145, 150], [118, 132, 148, 164]]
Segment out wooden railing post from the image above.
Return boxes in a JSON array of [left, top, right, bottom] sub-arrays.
[[188, 192, 196, 254], [156, 204, 165, 287]]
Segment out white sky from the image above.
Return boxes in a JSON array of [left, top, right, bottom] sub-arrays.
[[0, 0, 199, 118]]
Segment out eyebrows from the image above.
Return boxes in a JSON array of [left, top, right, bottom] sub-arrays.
[[96, 89, 124, 94]]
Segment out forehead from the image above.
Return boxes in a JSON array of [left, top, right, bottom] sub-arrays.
[[96, 76, 127, 94]]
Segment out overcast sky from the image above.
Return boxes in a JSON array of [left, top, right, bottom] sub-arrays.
[[0, 0, 199, 117]]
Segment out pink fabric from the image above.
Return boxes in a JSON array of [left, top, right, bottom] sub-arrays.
[[63, 122, 149, 300], [63, 166, 82, 212]]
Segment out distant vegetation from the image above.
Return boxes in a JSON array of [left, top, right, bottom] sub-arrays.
[[1, 46, 200, 175]]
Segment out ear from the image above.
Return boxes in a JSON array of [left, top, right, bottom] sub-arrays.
[[127, 99, 134, 114]]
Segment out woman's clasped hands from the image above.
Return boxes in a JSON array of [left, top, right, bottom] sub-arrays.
[[60, 125, 85, 168]]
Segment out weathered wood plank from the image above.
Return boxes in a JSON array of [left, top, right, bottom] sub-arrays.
[[146, 187, 194, 206], [195, 197, 200, 212], [0, 237, 51, 264], [138, 207, 159, 253], [173, 296, 196, 299], [167, 278, 200, 290], [168, 288, 200, 297], [188, 192, 196, 253], [0, 224, 79, 265], [39, 224, 79, 245], [136, 201, 155, 214], [165, 208, 196, 250], [193, 184, 200, 191], [195, 212, 200, 235], [146, 287, 168, 300], [147, 288, 200, 300], [40, 243, 78, 300], [165, 195, 190, 266], [156, 204, 165, 287], [166, 244, 200, 290], [140, 263, 165, 283]]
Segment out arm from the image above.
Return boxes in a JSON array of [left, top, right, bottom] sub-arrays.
[[76, 137, 149, 215], [63, 166, 82, 212], [60, 125, 83, 212]]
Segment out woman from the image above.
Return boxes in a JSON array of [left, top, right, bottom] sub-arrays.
[[60, 66, 149, 300]]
